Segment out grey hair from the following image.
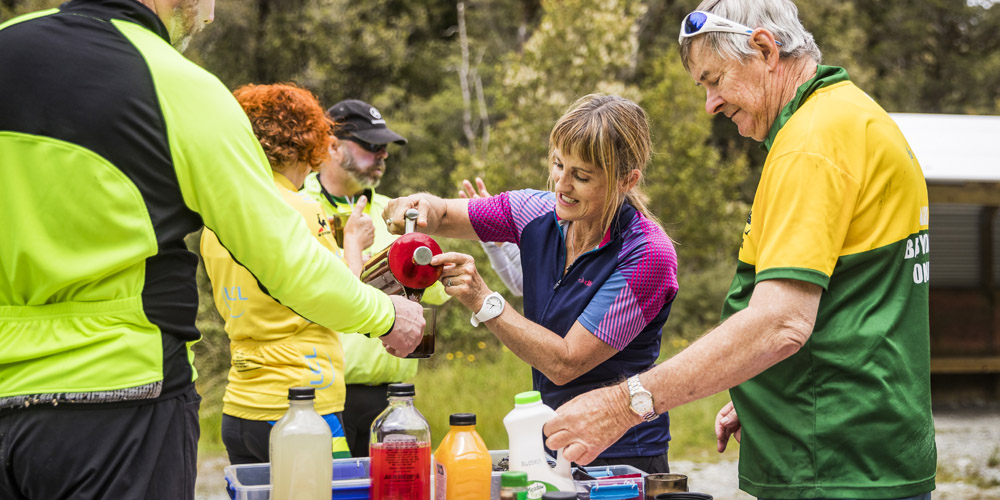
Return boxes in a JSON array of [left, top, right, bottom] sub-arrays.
[[679, 0, 821, 71]]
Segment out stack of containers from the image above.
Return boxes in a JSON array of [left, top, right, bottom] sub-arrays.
[[223, 388, 650, 499]]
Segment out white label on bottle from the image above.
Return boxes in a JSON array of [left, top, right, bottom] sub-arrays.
[[434, 462, 447, 499], [383, 434, 418, 443], [526, 482, 547, 499]]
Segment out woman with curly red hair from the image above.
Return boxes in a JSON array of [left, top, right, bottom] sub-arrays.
[[200, 83, 370, 463]]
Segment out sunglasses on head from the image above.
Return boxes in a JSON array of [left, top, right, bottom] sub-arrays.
[[678, 10, 781, 46], [340, 135, 387, 154]]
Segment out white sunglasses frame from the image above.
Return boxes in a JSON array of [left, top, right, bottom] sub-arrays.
[[678, 10, 756, 44]]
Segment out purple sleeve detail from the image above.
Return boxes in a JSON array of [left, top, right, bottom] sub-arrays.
[[580, 214, 679, 350], [468, 189, 554, 244]]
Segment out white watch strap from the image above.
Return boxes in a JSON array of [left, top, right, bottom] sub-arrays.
[[470, 291, 504, 327]]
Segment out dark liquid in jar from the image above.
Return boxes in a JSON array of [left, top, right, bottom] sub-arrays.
[[362, 255, 433, 358], [406, 330, 434, 359]]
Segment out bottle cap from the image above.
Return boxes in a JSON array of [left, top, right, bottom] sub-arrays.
[[449, 413, 476, 426], [387, 383, 415, 397], [500, 471, 528, 487], [541, 492, 577, 500], [514, 390, 542, 405], [287, 387, 315, 400]]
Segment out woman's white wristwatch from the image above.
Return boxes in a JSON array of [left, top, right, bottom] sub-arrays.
[[626, 374, 658, 422], [471, 291, 505, 327]]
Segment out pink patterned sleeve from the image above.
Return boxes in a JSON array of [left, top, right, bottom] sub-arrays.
[[579, 214, 679, 350], [467, 189, 554, 244]]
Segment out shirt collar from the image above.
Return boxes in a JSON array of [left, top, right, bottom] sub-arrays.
[[63, 0, 170, 43], [552, 197, 637, 249], [272, 171, 297, 191], [762, 65, 851, 151], [318, 179, 373, 210]]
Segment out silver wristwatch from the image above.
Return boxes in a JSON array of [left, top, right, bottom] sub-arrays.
[[626, 374, 658, 422]]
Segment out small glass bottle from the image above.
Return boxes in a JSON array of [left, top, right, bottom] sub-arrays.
[[500, 471, 529, 500], [370, 383, 432, 500], [269, 386, 332, 500], [434, 413, 492, 499]]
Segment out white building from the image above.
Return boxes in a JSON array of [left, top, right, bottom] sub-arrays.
[[891, 113, 1000, 400]]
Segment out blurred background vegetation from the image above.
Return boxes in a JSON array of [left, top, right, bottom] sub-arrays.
[[4, 0, 1000, 462]]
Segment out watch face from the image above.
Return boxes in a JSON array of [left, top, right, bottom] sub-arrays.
[[486, 296, 503, 314], [632, 393, 654, 414]]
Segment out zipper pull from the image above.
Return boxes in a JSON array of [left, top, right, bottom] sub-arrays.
[[553, 278, 562, 290]]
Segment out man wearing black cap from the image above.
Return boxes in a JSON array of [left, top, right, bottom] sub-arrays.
[[315, 99, 407, 200], [303, 99, 449, 457]]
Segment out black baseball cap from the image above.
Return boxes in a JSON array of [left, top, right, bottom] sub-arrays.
[[328, 99, 407, 146]]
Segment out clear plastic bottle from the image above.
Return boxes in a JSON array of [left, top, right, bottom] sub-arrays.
[[370, 383, 432, 500], [269, 386, 332, 500], [434, 413, 492, 499], [500, 471, 529, 500]]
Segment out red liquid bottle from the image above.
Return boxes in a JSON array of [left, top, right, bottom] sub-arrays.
[[370, 383, 432, 500]]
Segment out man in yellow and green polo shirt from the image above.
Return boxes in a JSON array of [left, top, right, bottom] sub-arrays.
[[545, 2, 935, 499]]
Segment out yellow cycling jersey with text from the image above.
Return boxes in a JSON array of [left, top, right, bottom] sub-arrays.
[[202, 173, 348, 420]]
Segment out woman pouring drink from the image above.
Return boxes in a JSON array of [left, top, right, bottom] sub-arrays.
[[383, 94, 679, 472]]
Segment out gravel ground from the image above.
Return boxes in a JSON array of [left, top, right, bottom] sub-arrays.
[[674, 406, 1000, 500], [196, 407, 1000, 500], [929, 406, 1000, 500]]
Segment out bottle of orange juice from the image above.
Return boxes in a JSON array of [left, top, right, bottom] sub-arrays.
[[433, 413, 492, 499]]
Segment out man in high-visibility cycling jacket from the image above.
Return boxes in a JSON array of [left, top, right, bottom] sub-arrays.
[[0, 1, 424, 499]]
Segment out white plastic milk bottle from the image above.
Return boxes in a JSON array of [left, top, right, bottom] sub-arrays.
[[503, 391, 576, 499]]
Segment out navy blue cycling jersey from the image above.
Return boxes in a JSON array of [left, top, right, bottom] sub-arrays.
[[469, 189, 678, 457]]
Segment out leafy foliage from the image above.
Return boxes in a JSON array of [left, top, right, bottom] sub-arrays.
[[641, 47, 748, 269], [462, 0, 648, 194]]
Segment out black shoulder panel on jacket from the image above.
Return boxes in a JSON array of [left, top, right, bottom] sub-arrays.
[[0, 0, 204, 395]]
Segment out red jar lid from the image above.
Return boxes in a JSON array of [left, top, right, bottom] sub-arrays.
[[388, 233, 443, 289]]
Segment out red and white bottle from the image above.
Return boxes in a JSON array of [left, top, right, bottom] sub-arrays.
[[370, 383, 432, 500]]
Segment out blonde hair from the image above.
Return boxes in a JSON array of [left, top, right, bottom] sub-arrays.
[[547, 94, 660, 232]]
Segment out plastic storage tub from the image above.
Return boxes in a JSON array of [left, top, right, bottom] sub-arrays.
[[225, 451, 645, 500], [224, 457, 370, 500], [573, 464, 646, 500]]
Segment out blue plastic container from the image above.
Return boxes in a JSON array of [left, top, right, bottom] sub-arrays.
[[224, 458, 370, 500]]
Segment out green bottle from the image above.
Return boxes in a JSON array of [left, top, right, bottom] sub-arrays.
[[500, 471, 529, 500]]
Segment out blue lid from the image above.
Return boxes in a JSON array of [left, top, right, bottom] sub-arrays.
[[590, 483, 640, 499], [331, 483, 369, 499]]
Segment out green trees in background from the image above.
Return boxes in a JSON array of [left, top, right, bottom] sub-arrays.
[[855, 0, 1000, 113], [794, 0, 1000, 113], [4, 0, 999, 404]]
